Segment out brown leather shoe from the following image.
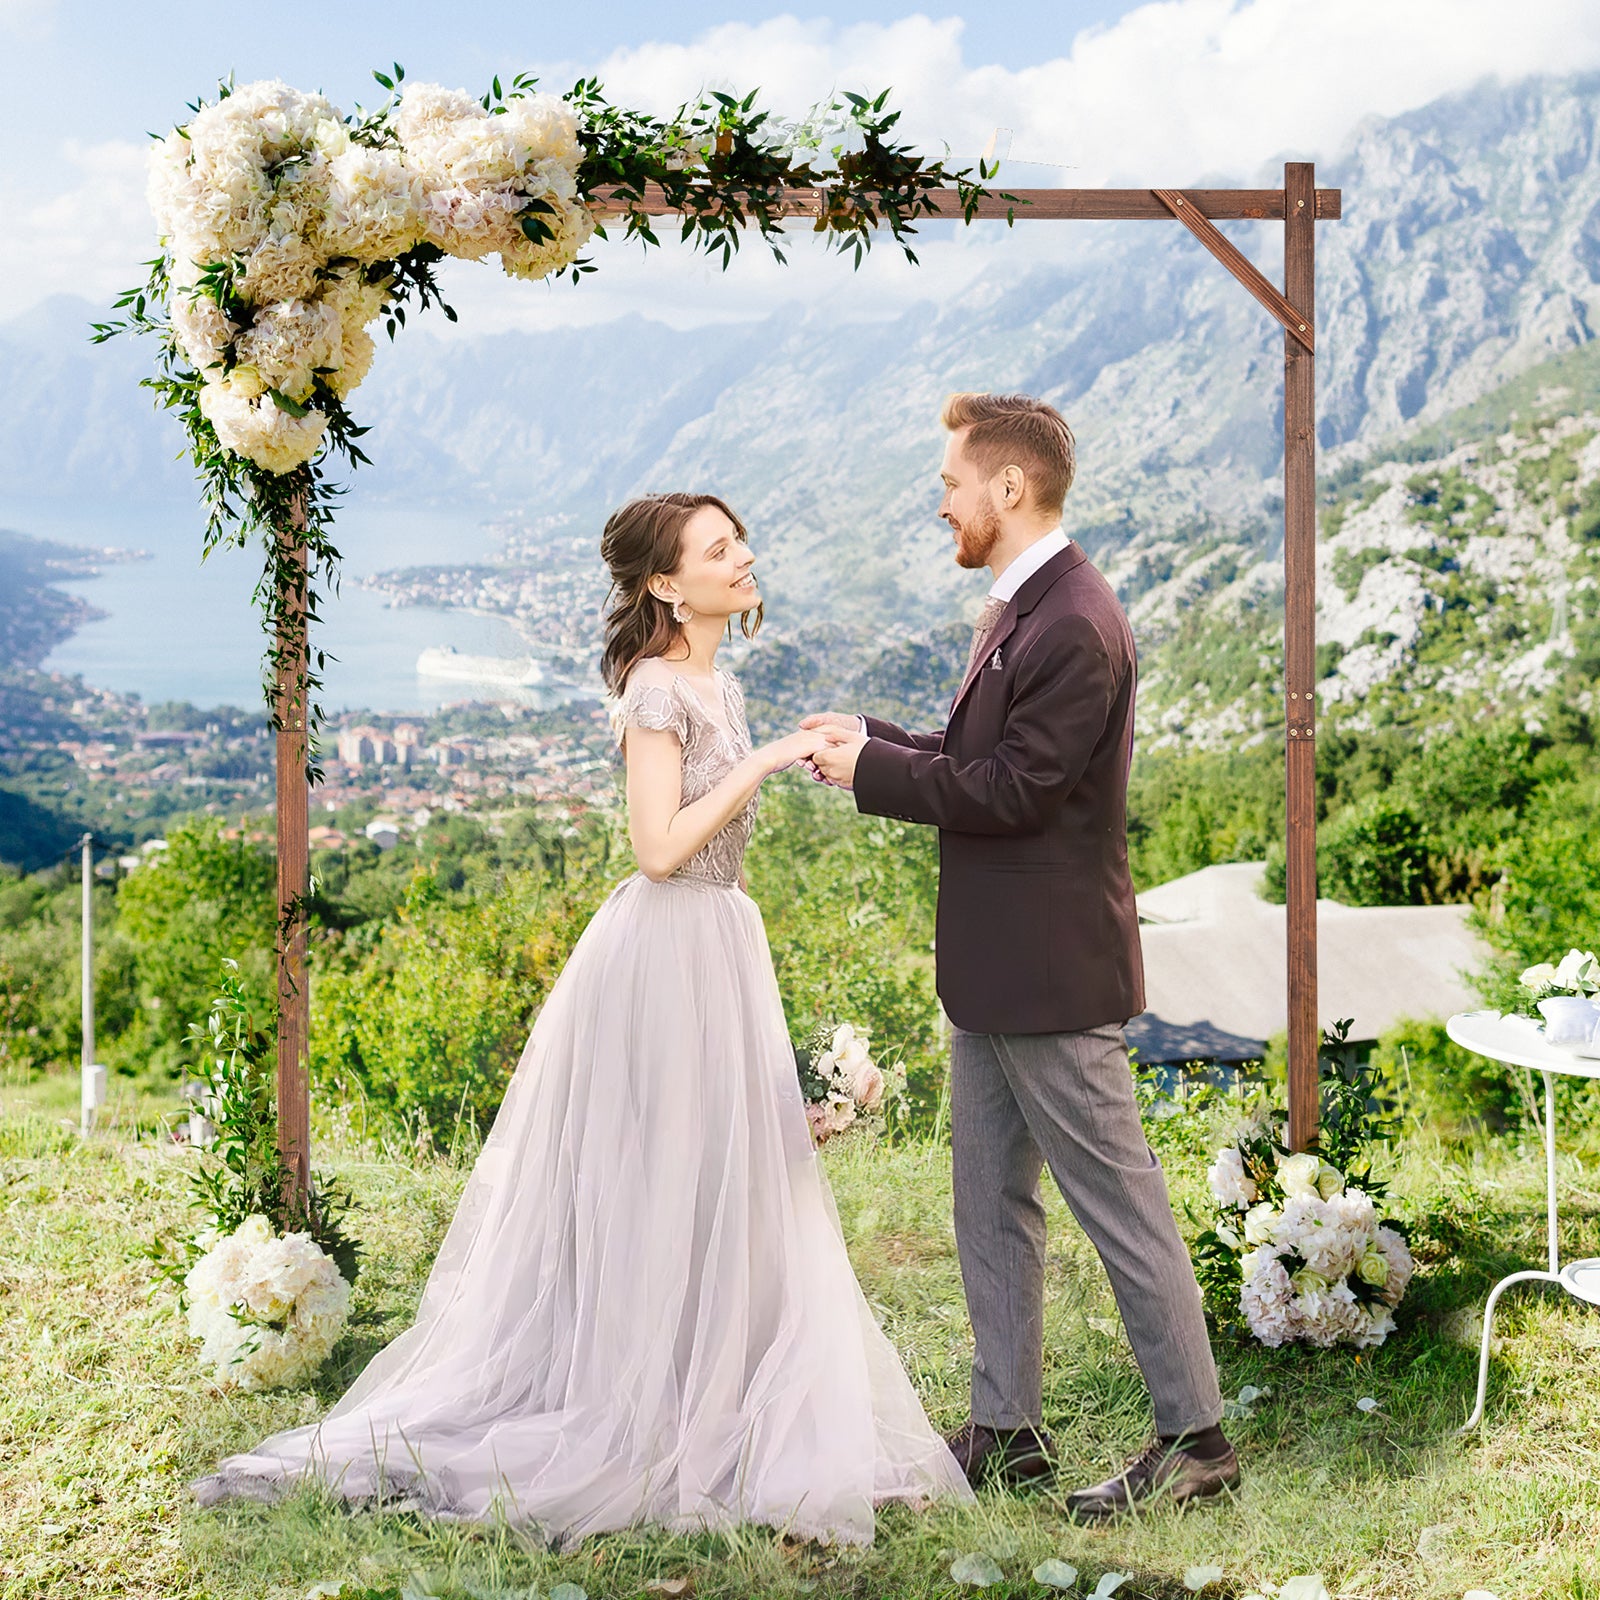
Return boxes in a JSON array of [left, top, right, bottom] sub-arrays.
[[1063, 1435, 1240, 1520], [945, 1422, 1057, 1487]]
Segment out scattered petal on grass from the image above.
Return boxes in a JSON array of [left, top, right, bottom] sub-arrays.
[[1033, 1560, 1079, 1589], [1356, 1397, 1381, 1413], [1090, 1574, 1130, 1599], [644, 1581, 693, 1597], [1417, 1524, 1454, 1563], [986, 1531, 1022, 1560], [303, 1587, 347, 1600], [1462, 1592, 1502, 1600], [950, 1553, 1006, 1588], [549, 1586, 589, 1600], [1278, 1578, 1332, 1600], [1185, 1566, 1226, 1591], [1224, 1383, 1272, 1418], [1086, 1315, 1121, 1336]]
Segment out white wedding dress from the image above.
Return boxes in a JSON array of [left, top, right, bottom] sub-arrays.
[[191, 657, 973, 1546]]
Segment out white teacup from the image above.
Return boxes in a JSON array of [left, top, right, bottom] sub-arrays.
[[1536, 995, 1600, 1046]]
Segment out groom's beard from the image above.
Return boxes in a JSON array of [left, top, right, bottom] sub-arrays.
[[953, 492, 1003, 569]]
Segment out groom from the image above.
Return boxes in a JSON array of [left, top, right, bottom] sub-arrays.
[[806, 392, 1236, 1518]]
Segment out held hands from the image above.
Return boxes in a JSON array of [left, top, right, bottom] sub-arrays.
[[795, 712, 867, 790], [760, 727, 831, 776]]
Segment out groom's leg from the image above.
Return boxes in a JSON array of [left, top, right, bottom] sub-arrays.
[[993, 1025, 1223, 1438], [950, 1026, 1048, 1429]]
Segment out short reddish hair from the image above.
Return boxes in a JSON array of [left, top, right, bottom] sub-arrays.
[[941, 392, 1077, 513]]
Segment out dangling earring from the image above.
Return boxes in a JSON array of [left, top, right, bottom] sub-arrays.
[[671, 599, 693, 624]]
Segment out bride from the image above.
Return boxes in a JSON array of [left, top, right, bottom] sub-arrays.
[[191, 491, 974, 1545]]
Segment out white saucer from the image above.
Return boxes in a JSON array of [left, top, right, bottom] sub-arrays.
[[1559, 1258, 1600, 1306]]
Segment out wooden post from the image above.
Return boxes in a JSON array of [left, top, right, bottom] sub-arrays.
[[274, 499, 311, 1205], [1283, 161, 1319, 1151]]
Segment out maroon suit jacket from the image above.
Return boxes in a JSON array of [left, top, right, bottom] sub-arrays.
[[853, 541, 1146, 1034]]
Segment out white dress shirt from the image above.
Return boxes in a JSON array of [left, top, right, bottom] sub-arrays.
[[852, 526, 1072, 738]]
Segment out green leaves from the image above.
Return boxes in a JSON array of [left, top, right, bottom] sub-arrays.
[[268, 388, 311, 418]]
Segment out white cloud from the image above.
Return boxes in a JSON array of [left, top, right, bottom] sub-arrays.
[[0, 0, 57, 38], [6, 0, 1599, 330], [0, 137, 153, 317]]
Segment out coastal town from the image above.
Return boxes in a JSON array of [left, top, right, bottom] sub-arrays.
[[0, 662, 622, 869]]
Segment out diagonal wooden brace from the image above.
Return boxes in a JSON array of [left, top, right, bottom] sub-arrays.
[[1152, 189, 1314, 352]]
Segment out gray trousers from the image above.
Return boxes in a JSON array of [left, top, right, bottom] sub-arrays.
[[951, 1022, 1223, 1439]]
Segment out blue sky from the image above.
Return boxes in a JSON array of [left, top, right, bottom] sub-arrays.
[[3, 0, 1596, 331]]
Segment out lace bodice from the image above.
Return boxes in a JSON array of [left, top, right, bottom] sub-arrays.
[[609, 658, 758, 886]]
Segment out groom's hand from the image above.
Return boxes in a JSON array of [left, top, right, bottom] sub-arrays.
[[811, 728, 867, 790]]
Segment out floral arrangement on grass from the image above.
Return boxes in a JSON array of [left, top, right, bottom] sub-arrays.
[[797, 1022, 903, 1145], [184, 1213, 352, 1391], [1194, 1023, 1414, 1349], [145, 962, 361, 1387]]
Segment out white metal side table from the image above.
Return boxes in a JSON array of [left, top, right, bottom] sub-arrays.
[[1445, 1009, 1600, 1431]]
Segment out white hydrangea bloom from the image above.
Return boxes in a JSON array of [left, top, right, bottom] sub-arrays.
[[1240, 1247, 1295, 1347], [1374, 1224, 1415, 1307], [183, 1220, 351, 1391], [198, 382, 328, 474], [318, 144, 423, 262], [232, 297, 342, 403], [236, 223, 324, 306], [168, 287, 238, 375], [1207, 1146, 1258, 1210], [504, 92, 582, 166]]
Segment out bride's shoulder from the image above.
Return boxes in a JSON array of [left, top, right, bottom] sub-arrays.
[[621, 655, 681, 693]]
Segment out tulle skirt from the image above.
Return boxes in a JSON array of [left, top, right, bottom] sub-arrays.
[[190, 871, 973, 1546]]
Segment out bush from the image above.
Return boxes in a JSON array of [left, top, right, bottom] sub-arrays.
[[116, 818, 276, 1074], [1320, 793, 1432, 906], [311, 865, 613, 1146]]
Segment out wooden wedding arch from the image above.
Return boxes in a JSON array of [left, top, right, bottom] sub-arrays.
[[272, 163, 1339, 1203]]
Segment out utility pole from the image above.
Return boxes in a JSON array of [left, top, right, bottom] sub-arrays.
[[79, 834, 106, 1136]]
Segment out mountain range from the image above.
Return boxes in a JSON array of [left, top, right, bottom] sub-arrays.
[[2, 70, 1598, 654]]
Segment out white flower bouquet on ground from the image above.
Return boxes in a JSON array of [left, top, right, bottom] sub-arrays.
[[1199, 1134, 1414, 1349], [1193, 1029, 1416, 1351], [184, 1214, 353, 1391], [797, 1023, 903, 1145]]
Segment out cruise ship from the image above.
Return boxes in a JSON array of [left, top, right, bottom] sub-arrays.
[[417, 645, 546, 687]]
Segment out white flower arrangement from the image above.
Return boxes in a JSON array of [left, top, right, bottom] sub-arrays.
[[183, 1213, 352, 1391], [800, 1023, 901, 1145], [1203, 1136, 1414, 1350], [146, 75, 592, 475], [1519, 947, 1600, 1001]]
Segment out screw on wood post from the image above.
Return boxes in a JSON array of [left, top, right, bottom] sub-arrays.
[[1283, 161, 1320, 1151], [275, 496, 311, 1208]]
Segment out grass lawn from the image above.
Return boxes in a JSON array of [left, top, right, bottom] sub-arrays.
[[1, 1064, 1597, 1600]]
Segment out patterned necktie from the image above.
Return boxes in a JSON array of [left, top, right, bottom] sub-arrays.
[[966, 595, 1008, 674]]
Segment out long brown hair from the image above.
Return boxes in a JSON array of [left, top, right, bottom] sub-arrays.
[[599, 492, 764, 695]]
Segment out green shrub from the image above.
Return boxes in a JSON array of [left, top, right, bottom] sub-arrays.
[[311, 865, 614, 1146], [1320, 793, 1432, 906], [116, 818, 276, 1073]]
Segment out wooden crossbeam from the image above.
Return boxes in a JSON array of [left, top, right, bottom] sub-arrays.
[[589, 184, 1342, 223], [1152, 189, 1314, 352]]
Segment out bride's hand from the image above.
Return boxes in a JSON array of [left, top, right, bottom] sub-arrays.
[[759, 728, 828, 776]]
